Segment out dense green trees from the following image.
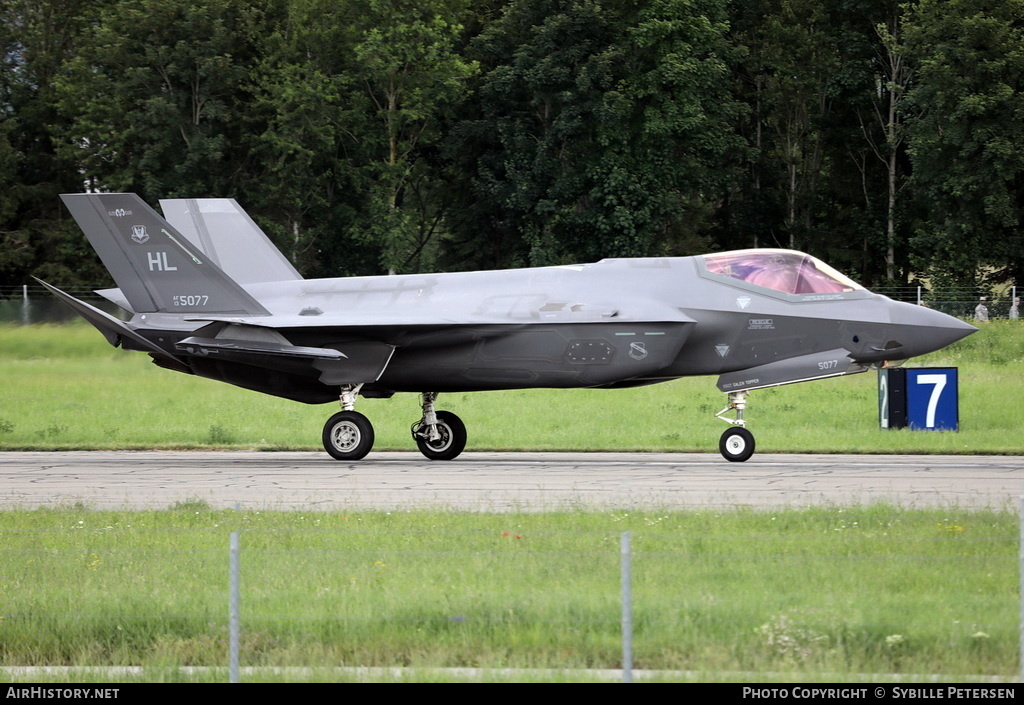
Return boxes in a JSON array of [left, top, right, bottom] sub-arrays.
[[0, 0, 1020, 289], [58, 0, 267, 197], [451, 0, 742, 267], [0, 0, 111, 284], [904, 0, 1024, 290]]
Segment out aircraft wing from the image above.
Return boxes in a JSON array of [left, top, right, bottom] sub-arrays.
[[183, 313, 469, 328], [182, 305, 696, 388], [183, 297, 695, 329], [176, 331, 396, 386]]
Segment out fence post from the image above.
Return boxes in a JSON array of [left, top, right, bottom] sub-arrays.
[[621, 530, 633, 683], [230, 530, 240, 683]]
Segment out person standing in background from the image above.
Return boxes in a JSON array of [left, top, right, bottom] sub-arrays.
[[974, 297, 989, 322]]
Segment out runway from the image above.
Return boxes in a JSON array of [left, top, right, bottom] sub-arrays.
[[1, 451, 1022, 511]]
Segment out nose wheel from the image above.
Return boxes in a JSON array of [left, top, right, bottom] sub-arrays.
[[719, 426, 755, 462], [715, 390, 756, 462]]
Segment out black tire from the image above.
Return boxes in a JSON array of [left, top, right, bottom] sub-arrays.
[[414, 410, 467, 461], [719, 426, 755, 462], [322, 411, 374, 461]]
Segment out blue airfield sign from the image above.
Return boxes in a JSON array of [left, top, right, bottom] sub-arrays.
[[879, 367, 960, 431]]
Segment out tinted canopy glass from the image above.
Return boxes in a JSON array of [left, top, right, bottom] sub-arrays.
[[702, 250, 862, 295]]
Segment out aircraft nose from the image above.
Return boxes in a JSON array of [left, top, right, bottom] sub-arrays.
[[887, 300, 977, 357]]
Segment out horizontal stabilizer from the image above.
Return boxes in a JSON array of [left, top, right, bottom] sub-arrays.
[[717, 348, 867, 392], [95, 287, 133, 313], [34, 278, 183, 364]]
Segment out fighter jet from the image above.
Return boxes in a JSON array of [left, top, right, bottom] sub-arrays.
[[41, 193, 976, 462]]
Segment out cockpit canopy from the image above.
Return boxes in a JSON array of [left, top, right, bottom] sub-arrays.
[[701, 249, 863, 295]]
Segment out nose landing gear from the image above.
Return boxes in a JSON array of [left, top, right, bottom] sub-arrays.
[[715, 390, 755, 462]]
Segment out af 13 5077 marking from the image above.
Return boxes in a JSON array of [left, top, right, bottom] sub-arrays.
[[41, 193, 976, 462], [171, 295, 210, 307]]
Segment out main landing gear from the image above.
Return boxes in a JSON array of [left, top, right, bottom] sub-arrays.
[[715, 390, 755, 462], [323, 410, 375, 461], [410, 392, 467, 461], [321, 387, 467, 462]]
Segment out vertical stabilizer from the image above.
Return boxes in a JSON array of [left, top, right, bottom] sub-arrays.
[[62, 193, 270, 316], [160, 198, 302, 284]]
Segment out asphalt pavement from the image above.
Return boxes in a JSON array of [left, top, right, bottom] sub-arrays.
[[1, 451, 1022, 511]]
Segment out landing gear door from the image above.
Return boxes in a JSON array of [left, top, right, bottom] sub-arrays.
[[314, 342, 396, 385]]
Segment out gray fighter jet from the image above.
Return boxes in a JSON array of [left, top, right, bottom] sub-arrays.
[[42, 193, 976, 462]]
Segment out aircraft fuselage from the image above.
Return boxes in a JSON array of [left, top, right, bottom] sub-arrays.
[[125, 255, 973, 402]]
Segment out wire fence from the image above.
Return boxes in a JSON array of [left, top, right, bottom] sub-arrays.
[[0, 284, 126, 324], [873, 286, 1020, 320], [0, 520, 1017, 683]]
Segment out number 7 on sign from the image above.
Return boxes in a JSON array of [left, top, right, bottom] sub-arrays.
[[915, 374, 947, 428]]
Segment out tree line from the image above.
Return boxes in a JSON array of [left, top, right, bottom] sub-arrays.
[[1, 0, 1021, 293]]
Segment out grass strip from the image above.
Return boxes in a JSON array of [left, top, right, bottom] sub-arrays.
[[1, 321, 1022, 454], [0, 505, 1015, 677]]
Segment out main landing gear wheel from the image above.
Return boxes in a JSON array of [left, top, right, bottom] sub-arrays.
[[719, 426, 755, 463], [412, 392, 467, 461], [323, 410, 374, 461], [413, 410, 467, 461]]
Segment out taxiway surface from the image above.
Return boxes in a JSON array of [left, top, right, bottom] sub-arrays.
[[1, 451, 1022, 511]]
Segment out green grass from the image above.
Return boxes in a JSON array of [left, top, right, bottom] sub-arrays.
[[2, 323, 1020, 682], [0, 506, 1016, 680], [0, 320, 1022, 453]]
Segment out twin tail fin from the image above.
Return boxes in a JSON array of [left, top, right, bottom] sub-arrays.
[[61, 193, 269, 316]]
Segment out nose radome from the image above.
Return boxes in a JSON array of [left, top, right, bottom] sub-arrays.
[[887, 300, 977, 357]]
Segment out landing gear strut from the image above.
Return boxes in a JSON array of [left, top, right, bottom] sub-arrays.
[[321, 387, 467, 461], [715, 390, 755, 462], [411, 392, 467, 461]]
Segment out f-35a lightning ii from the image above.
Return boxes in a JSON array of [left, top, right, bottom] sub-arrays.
[[41, 193, 976, 462]]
